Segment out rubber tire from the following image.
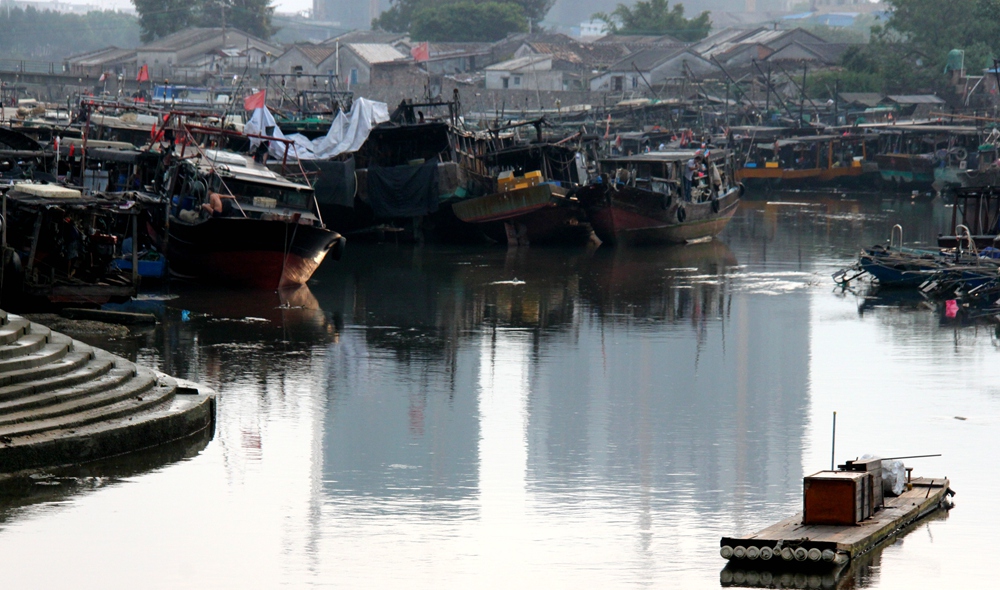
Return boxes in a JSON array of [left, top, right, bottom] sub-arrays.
[[676, 206, 687, 223]]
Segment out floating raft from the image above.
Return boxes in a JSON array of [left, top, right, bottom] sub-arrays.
[[721, 477, 952, 571]]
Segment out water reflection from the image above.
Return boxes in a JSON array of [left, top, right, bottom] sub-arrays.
[[1, 194, 994, 588]]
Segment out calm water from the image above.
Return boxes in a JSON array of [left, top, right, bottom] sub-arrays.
[[0, 191, 995, 589]]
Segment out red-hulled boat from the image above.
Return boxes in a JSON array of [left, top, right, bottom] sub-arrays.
[[161, 151, 344, 289], [577, 149, 743, 245]]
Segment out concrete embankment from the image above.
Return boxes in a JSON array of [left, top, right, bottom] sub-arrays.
[[0, 309, 215, 477]]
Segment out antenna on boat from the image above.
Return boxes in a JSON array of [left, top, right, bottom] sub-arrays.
[[831, 411, 837, 471]]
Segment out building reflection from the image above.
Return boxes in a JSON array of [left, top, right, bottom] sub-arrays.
[[312, 237, 811, 541]]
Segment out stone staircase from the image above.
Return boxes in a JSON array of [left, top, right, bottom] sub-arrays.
[[0, 310, 215, 476]]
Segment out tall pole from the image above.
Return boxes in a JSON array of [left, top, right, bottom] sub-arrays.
[[831, 411, 837, 471], [765, 62, 771, 118], [799, 64, 807, 126], [834, 79, 840, 126]]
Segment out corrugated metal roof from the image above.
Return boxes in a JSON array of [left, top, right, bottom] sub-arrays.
[[347, 43, 406, 65]]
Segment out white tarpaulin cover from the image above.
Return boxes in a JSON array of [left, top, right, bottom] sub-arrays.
[[244, 97, 390, 161]]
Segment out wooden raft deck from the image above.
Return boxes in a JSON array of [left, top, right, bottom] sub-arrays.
[[721, 477, 951, 568]]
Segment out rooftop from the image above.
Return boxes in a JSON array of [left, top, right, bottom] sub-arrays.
[[347, 43, 407, 65]]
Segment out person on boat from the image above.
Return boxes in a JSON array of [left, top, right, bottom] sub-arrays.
[[202, 192, 234, 217], [685, 151, 704, 201]]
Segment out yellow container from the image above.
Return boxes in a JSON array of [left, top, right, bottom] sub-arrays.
[[765, 161, 779, 169]]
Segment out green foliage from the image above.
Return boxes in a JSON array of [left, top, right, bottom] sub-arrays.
[[592, 0, 710, 42], [410, 2, 528, 42], [805, 69, 882, 99], [0, 7, 139, 60], [374, 0, 552, 33], [132, 0, 275, 42]]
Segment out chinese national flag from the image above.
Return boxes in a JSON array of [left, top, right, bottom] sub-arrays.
[[136, 64, 150, 82], [244, 89, 266, 111], [411, 42, 430, 62]]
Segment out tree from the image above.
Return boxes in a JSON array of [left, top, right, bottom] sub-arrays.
[[0, 7, 140, 60], [132, 0, 275, 42], [593, 0, 710, 42], [373, 0, 552, 33], [410, 2, 528, 42]]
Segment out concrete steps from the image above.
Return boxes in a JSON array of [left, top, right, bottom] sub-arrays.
[[0, 312, 216, 476]]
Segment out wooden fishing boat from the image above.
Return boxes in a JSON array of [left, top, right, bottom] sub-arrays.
[[1, 183, 142, 308], [576, 149, 742, 245], [721, 458, 954, 574], [157, 150, 344, 289], [734, 134, 877, 188], [449, 130, 598, 245], [871, 125, 982, 190], [450, 172, 592, 245]]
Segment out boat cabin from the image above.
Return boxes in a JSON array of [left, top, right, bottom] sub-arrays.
[[1, 183, 142, 307], [594, 149, 736, 202]]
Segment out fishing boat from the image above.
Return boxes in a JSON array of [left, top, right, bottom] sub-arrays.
[[449, 131, 597, 245], [871, 125, 982, 191], [0, 183, 143, 308], [721, 457, 953, 575], [576, 149, 742, 245], [734, 133, 877, 188], [155, 148, 344, 289]]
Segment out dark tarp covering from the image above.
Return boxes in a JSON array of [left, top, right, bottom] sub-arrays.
[[302, 157, 357, 208], [0, 127, 42, 152], [367, 161, 439, 218]]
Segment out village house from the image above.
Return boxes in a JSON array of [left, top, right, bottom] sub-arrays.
[[272, 43, 340, 76], [591, 48, 715, 92], [135, 27, 281, 79], [484, 55, 585, 92], [64, 46, 137, 78]]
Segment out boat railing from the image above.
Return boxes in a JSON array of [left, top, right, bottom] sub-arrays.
[[890, 224, 903, 252], [955, 224, 980, 263]]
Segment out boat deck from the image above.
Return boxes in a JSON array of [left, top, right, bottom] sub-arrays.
[[721, 477, 951, 568]]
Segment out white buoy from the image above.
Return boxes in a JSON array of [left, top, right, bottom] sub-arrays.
[[746, 546, 760, 560], [794, 547, 808, 561], [733, 546, 747, 559], [760, 571, 773, 585], [720, 570, 733, 584], [781, 547, 794, 561], [759, 546, 774, 560], [720, 545, 734, 559], [807, 548, 823, 561], [833, 552, 849, 566], [822, 549, 836, 562], [746, 571, 761, 585]]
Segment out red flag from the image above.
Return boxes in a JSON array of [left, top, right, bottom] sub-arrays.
[[99, 72, 107, 82], [68, 144, 75, 158], [150, 122, 157, 140], [244, 89, 266, 111], [136, 64, 149, 82], [411, 42, 430, 62]]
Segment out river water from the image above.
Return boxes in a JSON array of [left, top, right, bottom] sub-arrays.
[[0, 191, 995, 589]]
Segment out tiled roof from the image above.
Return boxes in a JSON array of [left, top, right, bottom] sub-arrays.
[[287, 43, 338, 65], [347, 43, 407, 65]]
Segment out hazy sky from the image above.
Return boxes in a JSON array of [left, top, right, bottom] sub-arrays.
[[64, 0, 315, 13]]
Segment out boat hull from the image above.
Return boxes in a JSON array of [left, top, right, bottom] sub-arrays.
[[581, 184, 741, 245], [167, 217, 344, 289], [452, 184, 593, 245]]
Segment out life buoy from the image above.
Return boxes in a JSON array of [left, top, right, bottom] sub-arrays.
[[951, 147, 968, 162], [738, 182, 746, 197], [676, 206, 687, 223], [711, 198, 720, 213]]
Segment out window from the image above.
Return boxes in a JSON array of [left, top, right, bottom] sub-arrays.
[[513, 75, 521, 86], [632, 76, 638, 88], [350, 68, 358, 85], [612, 76, 623, 91], [502, 77, 509, 89], [292, 65, 303, 75]]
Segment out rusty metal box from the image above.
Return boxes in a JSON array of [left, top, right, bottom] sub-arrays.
[[803, 471, 867, 525]]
